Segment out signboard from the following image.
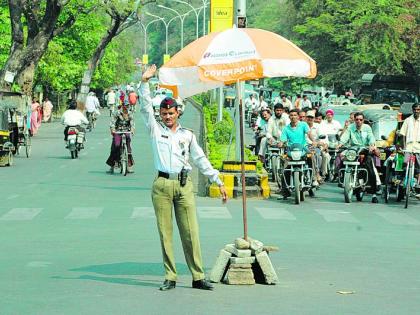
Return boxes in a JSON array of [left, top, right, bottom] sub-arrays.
[[210, 0, 234, 33], [163, 54, 171, 64], [142, 54, 149, 65], [4, 71, 16, 83]]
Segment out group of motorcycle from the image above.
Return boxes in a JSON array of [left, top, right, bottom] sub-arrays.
[[261, 137, 417, 207]]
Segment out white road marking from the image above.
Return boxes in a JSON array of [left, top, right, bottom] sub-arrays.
[[255, 207, 296, 220], [81, 152, 88, 156], [0, 208, 43, 221], [6, 194, 19, 200], [65, 207, 103, 219], [315, 209, 359, 223], [197, 206, 232, 219], [26, 261, 52, 268], [376, 212, 420, 226], [59, 165, 67, 169], [131, 207, 155, 219]]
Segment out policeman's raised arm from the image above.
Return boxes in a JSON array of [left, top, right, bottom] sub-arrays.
[[139, 65, 158, 135]]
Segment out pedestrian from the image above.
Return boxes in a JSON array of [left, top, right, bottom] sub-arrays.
[[139, 64, 228, 291], [42, 97, 54, 122], [30, 98, 41, 136]]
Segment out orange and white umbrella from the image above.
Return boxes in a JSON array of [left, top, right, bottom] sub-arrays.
[[159, 28, 317, 98]]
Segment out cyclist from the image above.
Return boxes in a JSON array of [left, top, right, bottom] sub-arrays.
[[106, 103, 135, 174], [399, 103, 420, 199], [85, 92, 100, 129]]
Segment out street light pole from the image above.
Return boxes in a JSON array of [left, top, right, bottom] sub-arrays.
[[146, 12, 179, 55], [158, 5, 195, 49], [139, 19, 161, 55], [173, 0, 200, 39], [201, 0, 210, 36]]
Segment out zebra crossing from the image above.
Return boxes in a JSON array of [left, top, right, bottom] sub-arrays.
[[0, 206, 419, 226]]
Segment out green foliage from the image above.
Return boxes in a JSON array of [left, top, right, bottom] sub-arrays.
[[35, 7, 136, 93], [0, 5, 10, 67]]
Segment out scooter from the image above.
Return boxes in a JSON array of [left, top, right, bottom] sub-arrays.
[[67, 126, 85, 159]]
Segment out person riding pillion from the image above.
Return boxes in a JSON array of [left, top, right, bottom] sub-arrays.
[[139, 64, 228, 292], [106, 103, 135, 173]]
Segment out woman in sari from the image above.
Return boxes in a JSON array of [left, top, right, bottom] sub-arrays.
[[30, 98, 41, 136], [42, 97, 53, 122]]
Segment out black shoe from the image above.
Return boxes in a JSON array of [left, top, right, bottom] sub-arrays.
[[159, 280, 176, 291], [192, 279, 214, 291], [372, 196, 379, 203]]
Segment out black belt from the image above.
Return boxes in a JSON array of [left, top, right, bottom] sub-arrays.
[[158, 171, 179, 180]]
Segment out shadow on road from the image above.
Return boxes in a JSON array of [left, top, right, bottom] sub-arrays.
[[69, 261, 190, 276], [51, 275, 162, 288]]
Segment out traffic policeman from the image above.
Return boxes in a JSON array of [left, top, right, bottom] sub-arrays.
[[139, 65, 228, 291]]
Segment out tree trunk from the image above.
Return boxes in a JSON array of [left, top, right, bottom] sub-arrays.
[[77, 17, 122, 106]]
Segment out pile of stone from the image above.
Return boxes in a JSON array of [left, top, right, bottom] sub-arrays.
[[209, 237, 278, 285]]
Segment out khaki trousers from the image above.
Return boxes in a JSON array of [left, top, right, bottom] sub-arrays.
[[151, 176, 205, 281]]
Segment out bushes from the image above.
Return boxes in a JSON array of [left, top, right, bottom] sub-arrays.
[[202, 103, 262, 172]]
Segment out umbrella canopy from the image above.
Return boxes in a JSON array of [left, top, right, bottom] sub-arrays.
[[159, 28, 317, 98]]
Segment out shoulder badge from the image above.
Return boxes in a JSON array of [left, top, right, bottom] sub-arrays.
[[181, 127, 194, 134]]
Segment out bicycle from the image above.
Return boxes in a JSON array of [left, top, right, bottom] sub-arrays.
[[402, 150, 418, 209], [114, 131, 131, 176]]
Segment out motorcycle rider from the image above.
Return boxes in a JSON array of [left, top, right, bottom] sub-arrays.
[[106, 103, 135, 174], [306, 110, 329, 183], [280, 94, 293, 111], [255, 108, 271, 159], [338, 112, 380, 203], [319, 109, 343, 137], [260, 103, 290, 161], [278, 109, 316, 198], [61, 101, 88, 145]]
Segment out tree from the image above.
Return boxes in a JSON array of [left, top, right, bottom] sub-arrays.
[[77, 0, 154, 102], [0, 0, 95, 94], [291, 0, 419, 89]]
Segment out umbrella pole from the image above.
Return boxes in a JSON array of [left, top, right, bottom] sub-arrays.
[[237, 81, 248, 241]]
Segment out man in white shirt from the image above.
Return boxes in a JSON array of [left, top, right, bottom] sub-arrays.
[[301, 94, 312, 109], [61, 101, 88, 141], [319, 109, 342, 137], [140, 65, 227, 291], [399, 103, 420, 197], [259, 95, 268, 110], [280, 94, 293, 111], [306, 110, 329, 182]]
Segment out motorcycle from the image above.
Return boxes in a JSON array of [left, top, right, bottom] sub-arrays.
[[339, 147, 370, 203], [67, 126, 85, 159], [382, 146, 405, 203], [326, 134, 340, 182], [282, 143, 315, 204]]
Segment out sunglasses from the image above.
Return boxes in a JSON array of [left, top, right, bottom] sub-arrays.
[[355, 118, 364, 121]]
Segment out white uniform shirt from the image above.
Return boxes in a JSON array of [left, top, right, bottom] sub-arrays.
[[61, 109, 89, 126], [139, 83, 223, 186], [319, 119, 342, 135]]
